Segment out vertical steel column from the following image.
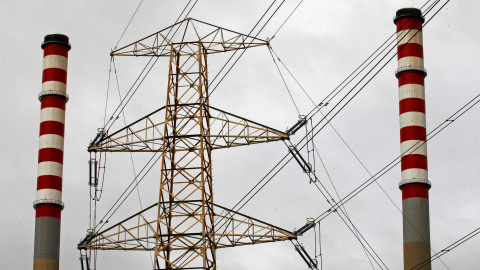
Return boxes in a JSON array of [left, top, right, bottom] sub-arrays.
[[33, 34, 71, 270], [153, 44, 215, 269], [394, 8, 431, 270]]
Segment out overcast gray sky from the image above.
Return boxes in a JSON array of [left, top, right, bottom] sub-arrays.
[[1, 0, 479, 269]]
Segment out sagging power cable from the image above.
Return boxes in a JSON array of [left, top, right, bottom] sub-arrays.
[[411, 224, 480, 270], [102, 0, 200, 133], [266, 44, 403, 268], [286, 131, 388, 270], [111, 58, 156, 267], [292, 87, 478, 269], [312, 92, 480, 224], [268, 46, 301, 114], [312, 141, 379, 269], [209, 0, 279, 86], [271, 0, 305, 40], [267, 44, 410, 267], [209, 0, 287, 96], [93, 149, 163, 233], [101, 1, 445, 233], [203, 6, 454, 267], [111, 58, 143, 210], [134, 2, 458, 268], [315, 112, 450, 269], [114, 0, 146, 49], [225, 0, 446, 218]]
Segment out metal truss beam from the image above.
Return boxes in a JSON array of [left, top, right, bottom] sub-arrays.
[[88, 105, 289, 152], [110, 18, 268, 57], [78, 201, 296, 252]]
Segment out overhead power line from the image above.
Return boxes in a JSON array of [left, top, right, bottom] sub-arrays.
[[264, 41, 447, 269], [411, 225, 480, 270], [268, 46, 301, 114], [209, 0, 287, 96], [102, 0, 200, 132], [114, 0, 146, 49], [225, 0, 446, 217], [201, 13, 446, 269], [271, 0, 305, 39], [209, 0, 279, 86], [289, 89, 477, 269], [314, 92, 480, 224], [91, 1, 468, 268]]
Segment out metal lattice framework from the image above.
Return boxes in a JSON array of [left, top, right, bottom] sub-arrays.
[[80, 201, 295, 251], [80, 18, 295, 270], [88, 105, 289, 152], [111, 18, 268, 57]]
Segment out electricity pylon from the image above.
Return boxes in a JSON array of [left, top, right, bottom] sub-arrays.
[[79, 18, 296, 270]]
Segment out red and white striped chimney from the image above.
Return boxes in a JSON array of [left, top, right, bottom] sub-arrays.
[[394, 8, 431, 270], [33, 34, 70, 270]]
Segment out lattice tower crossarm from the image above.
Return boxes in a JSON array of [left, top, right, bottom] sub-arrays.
[[81, 19, 296, 270], [87, 105, 289, 152], [109, 18, 269, 57]]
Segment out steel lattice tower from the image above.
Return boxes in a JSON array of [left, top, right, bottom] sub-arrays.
[[79, 19, 296, 269]]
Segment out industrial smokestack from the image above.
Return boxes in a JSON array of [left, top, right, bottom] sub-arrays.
[[394, 8, 431, 269], [33, 34, 70, 270]]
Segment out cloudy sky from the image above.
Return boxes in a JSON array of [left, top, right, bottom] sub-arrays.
[[1, 0, 479, 269]]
